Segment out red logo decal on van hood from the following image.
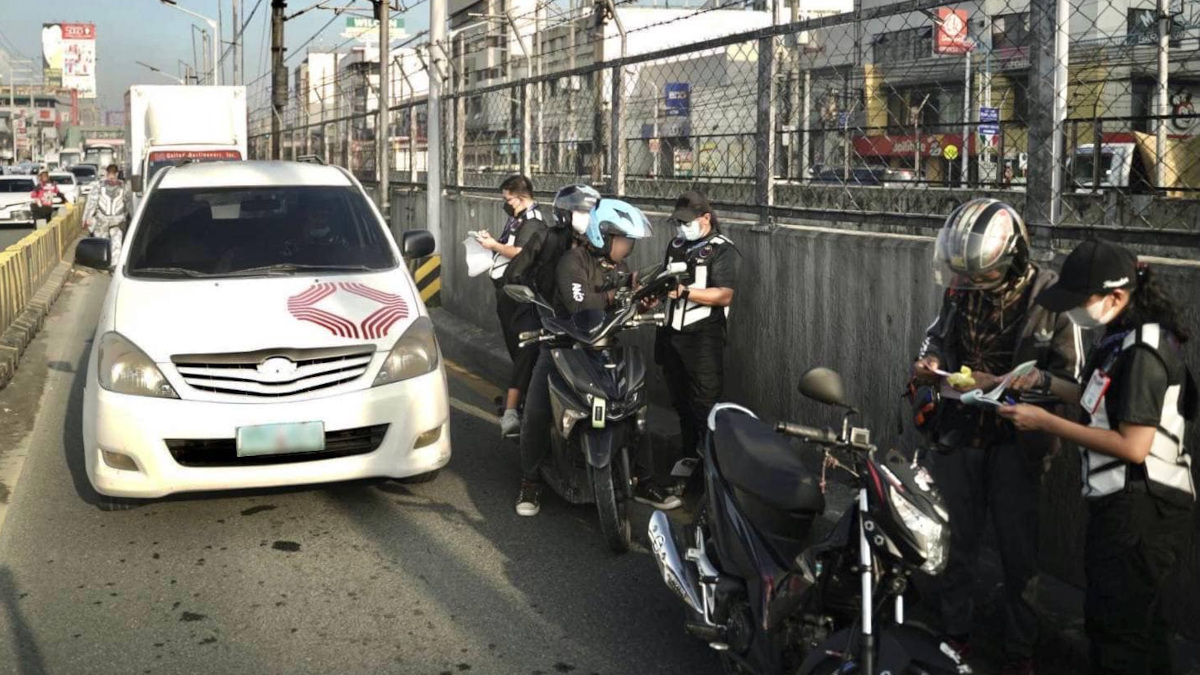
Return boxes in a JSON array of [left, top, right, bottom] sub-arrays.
[[287, 282, 409, 339]]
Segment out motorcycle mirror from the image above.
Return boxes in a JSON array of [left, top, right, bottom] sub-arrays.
[[798, 367, 851, 408], [503, 284, 536, 304]]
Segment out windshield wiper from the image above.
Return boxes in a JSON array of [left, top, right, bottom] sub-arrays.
[[131, 266, 212, 278], [222, 263, 378, 277]]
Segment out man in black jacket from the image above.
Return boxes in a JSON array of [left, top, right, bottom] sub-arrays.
[[912, 199, 1082, 675]]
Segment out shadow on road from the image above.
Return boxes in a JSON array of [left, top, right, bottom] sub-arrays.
[[0, 566, 46, 675]]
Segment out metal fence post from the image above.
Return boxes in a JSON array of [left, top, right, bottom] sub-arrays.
[[755, 36, 777, 227], [1027, 0, 1067, 226], [521, 82, 532, 178], [610, 65, 626, 196], [455, 38, 466, 188]]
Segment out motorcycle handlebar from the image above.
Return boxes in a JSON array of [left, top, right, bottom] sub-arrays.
[[775, 421, 840, 446], [518, 334, 556, 349]]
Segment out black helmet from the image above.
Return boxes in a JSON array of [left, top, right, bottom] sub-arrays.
[[933, 198, 1030, 290], [552, 184, 601, 235]]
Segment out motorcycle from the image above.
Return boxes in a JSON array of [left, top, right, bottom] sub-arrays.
[[648, 367, 970, 674], [503, 262, 688, 553]]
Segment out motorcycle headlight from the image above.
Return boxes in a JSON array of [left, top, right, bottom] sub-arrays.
[[97, 332, 178, 398], [374, 316, 440, 386], [889, 489, 949, 575]]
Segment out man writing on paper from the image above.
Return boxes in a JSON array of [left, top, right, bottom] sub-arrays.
[[476, 175, 551, 438]]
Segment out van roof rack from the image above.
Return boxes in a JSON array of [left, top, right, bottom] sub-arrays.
[[296, 155, 326, 165]]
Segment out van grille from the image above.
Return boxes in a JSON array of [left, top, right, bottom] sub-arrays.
[[164, 425, 389, 467], [172, 346, 374, 397]]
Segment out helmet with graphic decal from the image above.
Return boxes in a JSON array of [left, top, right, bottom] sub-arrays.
[[552, 184, 601, 235], [585, 198, 652, 259], [933, 198, 1030, 291]]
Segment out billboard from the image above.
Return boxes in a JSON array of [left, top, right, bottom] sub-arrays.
[[42, 23, 97, 99]]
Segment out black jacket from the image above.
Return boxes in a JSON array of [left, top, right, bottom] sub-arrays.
[[554, 246, 629, 316], [918, 265, 1084, 451]]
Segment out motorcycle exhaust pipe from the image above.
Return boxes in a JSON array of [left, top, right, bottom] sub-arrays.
[[648, 511, 704, 615]]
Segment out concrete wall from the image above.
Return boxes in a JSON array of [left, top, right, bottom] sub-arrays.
[[391, 187, 1200, 638]]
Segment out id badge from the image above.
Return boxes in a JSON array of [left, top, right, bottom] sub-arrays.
[[1080, 369, 1112, 415]]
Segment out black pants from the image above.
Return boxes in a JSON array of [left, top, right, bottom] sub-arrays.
[[495, 293, 541, 398], [656, 326, 726, 460], [927, 441, 1042, 660], [520, 347, 654, 484], [32, 204, 53, 222], [1085, 486, 1192, 675]]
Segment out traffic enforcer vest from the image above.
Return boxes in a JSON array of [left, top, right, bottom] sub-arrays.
[[665, 233, 732, 332], [1082, 323, 1194, 502]]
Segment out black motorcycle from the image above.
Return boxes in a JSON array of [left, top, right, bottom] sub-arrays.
[[648, 367, 970, 674], [504, 262, 687, 553]]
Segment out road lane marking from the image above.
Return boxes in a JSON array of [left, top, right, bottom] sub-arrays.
[[450, 397, 499, 427], [444, 358, 504, 401]]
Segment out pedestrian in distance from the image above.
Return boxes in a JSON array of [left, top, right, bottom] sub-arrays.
[[646, 191, 738, 481], [1000, 239, 1196, 675], [475, 175, 551, 438], [30, 170, 61, 224], [911, 198, 1083, 675], [82, 164, 134, 270]]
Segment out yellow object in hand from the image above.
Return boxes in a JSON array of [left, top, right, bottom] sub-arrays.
[[947, 366, 975, 389]]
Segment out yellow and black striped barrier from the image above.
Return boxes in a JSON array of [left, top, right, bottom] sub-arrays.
[[411, 255, 441, 307]]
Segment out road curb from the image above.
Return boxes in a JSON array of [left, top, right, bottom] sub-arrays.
[[0, 259, 75, 391]]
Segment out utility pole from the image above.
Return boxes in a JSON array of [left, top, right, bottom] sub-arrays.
[[378, 0, 391, 216], [271, 0, 286, 160], [591, 0, 607, 186], [1155, 0, 1169, 190], [566, 0, 576, 174], [429, 0, 446, 251], [232, 0, 242, 86]]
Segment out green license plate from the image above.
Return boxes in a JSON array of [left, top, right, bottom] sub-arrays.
[[236, 422, 326, 457]]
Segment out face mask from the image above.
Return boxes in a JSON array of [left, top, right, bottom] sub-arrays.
[[503, 203, 516, 217], [1066, 295, 1117, 328], [678, 218, 703, 241], [571, 211, 590, 235]]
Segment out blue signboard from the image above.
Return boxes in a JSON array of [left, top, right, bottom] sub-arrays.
[[979, 107, 1000, 136], [665, 83, 690, 117]]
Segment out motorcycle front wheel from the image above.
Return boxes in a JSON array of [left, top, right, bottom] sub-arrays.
[[591, 458, 631, 553]]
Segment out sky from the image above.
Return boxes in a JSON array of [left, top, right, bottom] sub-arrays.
[[0, 0, 428, 117]]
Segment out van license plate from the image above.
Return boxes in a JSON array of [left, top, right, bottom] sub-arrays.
[[236, 422, 326, 457]]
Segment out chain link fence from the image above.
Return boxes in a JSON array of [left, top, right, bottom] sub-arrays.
[[248, 0, 1200, 242]]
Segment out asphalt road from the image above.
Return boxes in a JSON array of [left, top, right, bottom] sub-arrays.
[[0, 271, 722, 675], [0, 224, 35, 250]]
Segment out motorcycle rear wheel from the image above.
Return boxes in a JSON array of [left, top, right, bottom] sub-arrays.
[[591, 461, 631, 553]]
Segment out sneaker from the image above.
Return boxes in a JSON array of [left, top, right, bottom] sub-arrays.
[[634, 481, 683, 510], [500, 409, 521, 438], [1000, 658, 1034, 675], [515, 481, 542, 517]]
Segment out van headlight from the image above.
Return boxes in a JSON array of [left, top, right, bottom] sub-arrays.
[[97, 332, 179, 398], [374, 316, 440, 386], [889, 489, 949, 575]]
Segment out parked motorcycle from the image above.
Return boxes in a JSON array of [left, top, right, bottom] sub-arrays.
[[648, 367, 970, 674], [504, 262, 688, 553]]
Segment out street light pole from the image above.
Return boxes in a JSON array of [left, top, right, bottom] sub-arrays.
[[137, 60, 187, 84], [159, 0, 221, 86]]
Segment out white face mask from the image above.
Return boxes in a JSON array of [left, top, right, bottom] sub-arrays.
[[678, 218, 704, 241], [1066, 295, 1117, 329], [571, 211, 590, 235]]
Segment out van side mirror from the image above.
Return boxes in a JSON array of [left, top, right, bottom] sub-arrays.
[[75, 238, 111, 271], [131, 175, 143, 193], [798, 367, 851, 408], [400, 230, 436, 259]]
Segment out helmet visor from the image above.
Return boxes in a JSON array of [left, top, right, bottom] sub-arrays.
[[933, 220, 1016, 290]]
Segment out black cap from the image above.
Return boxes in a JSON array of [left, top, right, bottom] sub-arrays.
[[1036, 239, 1138, 312], [670, 191, 711, 222]]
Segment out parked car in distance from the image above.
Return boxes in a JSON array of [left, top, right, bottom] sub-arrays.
[[0, 175, 37, 228]]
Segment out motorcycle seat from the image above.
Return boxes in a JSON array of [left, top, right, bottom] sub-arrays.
[[712, 409, 826, 515]]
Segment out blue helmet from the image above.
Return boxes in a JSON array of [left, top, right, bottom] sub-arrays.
[[585, 198, 653, 252]]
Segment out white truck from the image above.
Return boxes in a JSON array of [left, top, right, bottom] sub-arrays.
[[125, 85, 248, 193]]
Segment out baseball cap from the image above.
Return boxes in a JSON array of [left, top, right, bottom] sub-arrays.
[[1036, 238, 1138, 312], [670, 191, 711, 223]]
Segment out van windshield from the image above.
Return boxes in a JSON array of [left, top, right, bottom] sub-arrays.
[[0, 179, 33, 193], [125, 186, 397, 279]]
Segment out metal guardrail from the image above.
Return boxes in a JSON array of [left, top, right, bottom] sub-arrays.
[[0, 205, 81, 339]]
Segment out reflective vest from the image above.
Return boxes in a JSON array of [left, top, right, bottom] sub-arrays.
[[665, 233, 732, 332], [489, 205, 543, 282], [1081, 323, 1194, 502]]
